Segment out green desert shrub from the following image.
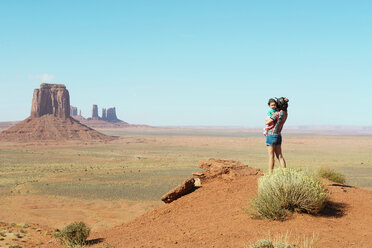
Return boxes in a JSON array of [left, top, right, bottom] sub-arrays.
[[249, 232, 318, 248], [251, 168, 327, 220], [250, 239, 314, 248], [317, 167, 346, 184], [250, 239, 276, 248], [58, 221, 91, 247]]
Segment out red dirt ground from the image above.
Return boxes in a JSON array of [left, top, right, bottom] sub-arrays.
[[85, 173, 372, 248]]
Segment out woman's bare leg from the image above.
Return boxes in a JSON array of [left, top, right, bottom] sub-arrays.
[[274, 145, 286, 168], [267, 146, 275, 172]]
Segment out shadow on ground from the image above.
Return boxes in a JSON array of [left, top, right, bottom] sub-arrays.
[[86, 238, 105, 245], [318, 201, 347, 218]]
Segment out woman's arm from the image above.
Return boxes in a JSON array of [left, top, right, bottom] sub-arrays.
[[267, 111, 280, 125], [266, 118, 274, 125]]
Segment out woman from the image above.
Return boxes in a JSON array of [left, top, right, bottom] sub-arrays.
[[265, 97, 288, 172]]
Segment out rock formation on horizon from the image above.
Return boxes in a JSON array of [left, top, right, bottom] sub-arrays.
[[106, 107, 121, 122], [102, 108, 107, 120], [92, 104, 99, 120], [0, 83, 114, 142], [70, 106, 78, 116], [90, 105, 122, 123], [31, 83, 70, 119]]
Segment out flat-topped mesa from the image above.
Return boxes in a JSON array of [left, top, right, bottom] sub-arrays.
[[0, 83, 116, 143], [31, 83, 70, 119]]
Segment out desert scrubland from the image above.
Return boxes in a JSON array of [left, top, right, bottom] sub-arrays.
[[0, 128, 372, 247]]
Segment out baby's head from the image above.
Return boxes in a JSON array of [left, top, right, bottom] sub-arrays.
[[267, 98, 277, 110]]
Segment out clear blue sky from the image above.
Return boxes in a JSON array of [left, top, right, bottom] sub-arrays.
[[0, 1, 371, 126]]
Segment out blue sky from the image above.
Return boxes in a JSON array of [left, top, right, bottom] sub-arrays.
[[0, 1, 371, 126]]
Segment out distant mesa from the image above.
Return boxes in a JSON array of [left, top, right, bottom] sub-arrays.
[[0, 83, 115, 143], [71, 104, 132, 128], [88, 105, 123, 123], [106, 107, 120, 122], [70, 106, 79, 116], [70, 105, 82, 117]]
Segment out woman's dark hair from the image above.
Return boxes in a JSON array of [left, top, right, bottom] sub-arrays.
[[276, 97, 288, 111], [267, 98, 277, 106]]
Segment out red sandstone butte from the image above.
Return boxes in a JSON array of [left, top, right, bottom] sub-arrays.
[[0, 83, 115, 143], [31, 83, 70, 119]]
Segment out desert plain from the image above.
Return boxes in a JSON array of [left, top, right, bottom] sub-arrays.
[[0, 126, 372, 247]]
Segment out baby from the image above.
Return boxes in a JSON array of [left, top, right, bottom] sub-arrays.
[[263, 98, 277, 136]]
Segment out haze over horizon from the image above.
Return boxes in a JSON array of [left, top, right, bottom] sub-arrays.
[[0, 1, 370, 126]]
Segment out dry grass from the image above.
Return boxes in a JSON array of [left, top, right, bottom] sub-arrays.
[[248, 232, 318, 248], [317, 167, 346, 184], [0, 130, 371, 232], [251, 168, 328, 220], [0, 132, 371, 201], [57, 222, 90, 247]]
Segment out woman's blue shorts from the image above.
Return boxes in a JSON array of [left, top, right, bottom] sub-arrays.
[[266, 134, 282, 146]]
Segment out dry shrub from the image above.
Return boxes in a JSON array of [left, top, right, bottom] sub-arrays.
[[251, 168, 327, 220], [58, 221, 91, 247], [317, 167, 346, 184], [249, 232, 318, 248]]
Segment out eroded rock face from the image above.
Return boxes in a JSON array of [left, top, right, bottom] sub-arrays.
[[161, 159, 262, 204], [31, 83, 70, 119], [107, 107, 120, 122], [196, 158, 262, 182], [161, 178, 196, 203]]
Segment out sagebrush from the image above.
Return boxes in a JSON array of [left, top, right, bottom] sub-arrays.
[[248, 232, 318, 248], [251, 168, 328, 220], [58, 221, 91, 247], [317, 167, 346, 184]]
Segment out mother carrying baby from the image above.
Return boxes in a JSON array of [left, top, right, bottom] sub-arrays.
[[264, 97, 289, 173]]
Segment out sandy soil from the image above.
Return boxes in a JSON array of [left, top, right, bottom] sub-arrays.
[[0, 222, 55, 248], [0, 195, 160, 232], [1, 129, 372, 247], [90, 174, 372, 248]]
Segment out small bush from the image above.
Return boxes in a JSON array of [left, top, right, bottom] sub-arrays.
[[317, 167, 346, 184], [249, 232, 318, 248], [251, 168, 327, 220], [53, 230, 62, 238], [59, 222, 90, 247], [250, 239, 275, 248]]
